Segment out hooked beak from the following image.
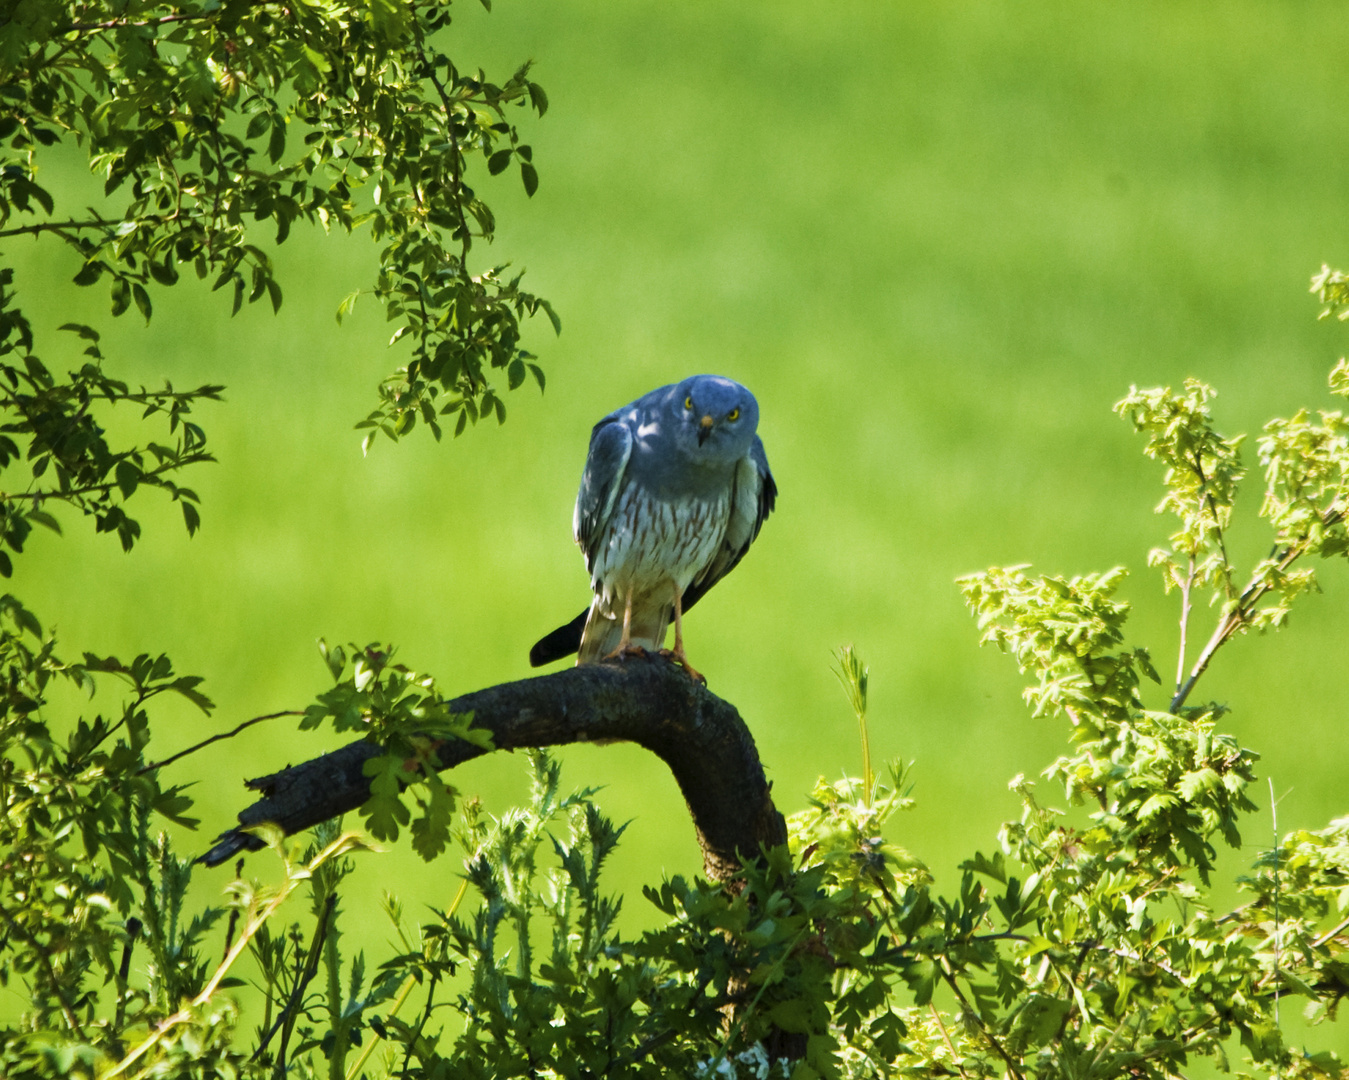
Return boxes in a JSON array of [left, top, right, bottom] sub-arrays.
[[697, 415, 714, 446]]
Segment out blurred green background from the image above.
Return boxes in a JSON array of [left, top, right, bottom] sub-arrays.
[[8, 0, 1349, 1043]]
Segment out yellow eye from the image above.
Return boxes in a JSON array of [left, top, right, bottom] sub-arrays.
[[684, 396, 693, 410], [727, 407, 740, 421]]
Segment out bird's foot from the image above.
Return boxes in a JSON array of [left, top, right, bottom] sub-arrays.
[[600, 643, 650, 663], [659, 648, 706, 685]]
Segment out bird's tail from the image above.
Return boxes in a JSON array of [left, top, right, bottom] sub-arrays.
[[528, 609, 588, 667], [575, 598, 671, 665]]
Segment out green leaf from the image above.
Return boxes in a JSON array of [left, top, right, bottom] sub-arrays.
[[115, 461, 140, 500], [901, 959, 938, 1006], [25, 509, 61, 534], [132, 283, 152, 322], [409, 777, 454, 861], [110, 277, 130, 317], [361, 755, 412, 842], [148, 258, 179, 287], [527, 81, 549, 115], [768, 997, 817, 1034], [520, 162, 539, 197]]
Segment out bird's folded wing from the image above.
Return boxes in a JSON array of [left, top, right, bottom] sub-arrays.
[[573, 417, 634, 574], [684, 437, 777, 611]]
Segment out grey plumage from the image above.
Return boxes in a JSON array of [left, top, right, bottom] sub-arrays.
[[529, 374, 776, 672]]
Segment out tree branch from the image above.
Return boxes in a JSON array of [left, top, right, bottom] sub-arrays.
[[199, 657, 786, 883], [1169, 505, 1345, 713], [59, 11, 229, 32]]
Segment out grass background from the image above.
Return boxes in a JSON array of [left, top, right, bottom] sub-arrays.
[[8, 0, 1349, 1058]]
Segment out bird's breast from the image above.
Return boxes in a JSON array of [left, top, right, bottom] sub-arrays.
[[591, 484, 730, 599]]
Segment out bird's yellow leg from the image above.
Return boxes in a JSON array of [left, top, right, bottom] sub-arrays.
[[661, 585, 705, 684], [602, 591, 648, 662]]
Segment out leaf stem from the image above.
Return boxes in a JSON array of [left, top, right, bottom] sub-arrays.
[[937, 959, 1024, 1080], [1175, 557, 1195, 695], [928, 1003, 969, 1078]]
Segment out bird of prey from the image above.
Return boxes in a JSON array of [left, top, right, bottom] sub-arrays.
[[529, 374, 776, 681]]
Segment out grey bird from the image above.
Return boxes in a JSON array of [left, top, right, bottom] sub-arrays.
[[529, 374, 776, 681]]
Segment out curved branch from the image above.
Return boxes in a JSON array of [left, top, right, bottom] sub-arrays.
[[199, 657, 785, 883]]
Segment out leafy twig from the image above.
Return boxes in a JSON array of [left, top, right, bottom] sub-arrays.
[[272, 892, 338, 1074], [104, 833, 365, 1077], [1169, 513, 1341, 712], [0, 911, 88, 1040]]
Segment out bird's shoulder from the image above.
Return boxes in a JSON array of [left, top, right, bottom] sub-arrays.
[[592, 383, 684, 444]]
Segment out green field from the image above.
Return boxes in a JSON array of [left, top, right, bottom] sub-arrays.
[[9, 0, 1349, 1054]]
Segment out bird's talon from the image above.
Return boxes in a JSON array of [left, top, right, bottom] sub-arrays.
[[659, 648, 706, 684]]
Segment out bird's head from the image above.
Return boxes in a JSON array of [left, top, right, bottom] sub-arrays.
[[669, 375, 759, 461]]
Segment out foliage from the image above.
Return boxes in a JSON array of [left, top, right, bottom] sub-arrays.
[[0, 0, 555, 479], [3, 341, 1349, 1076], [301, 639, 492, 859], [1, 2, 1349, 1076]]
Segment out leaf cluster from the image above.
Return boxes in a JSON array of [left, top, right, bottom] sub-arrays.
[[0, 587, 243, 1076], [0, 0, 556, 455], [300, 639, 491, 860], [0, 276, 219, 570]]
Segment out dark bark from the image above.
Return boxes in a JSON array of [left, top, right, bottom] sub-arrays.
[[199, 655, 786, 882]]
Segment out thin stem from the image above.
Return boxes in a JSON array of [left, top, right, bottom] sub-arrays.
[[1171, 502, 1347, 713], [60, 11, 227, 31], [1175, 557, 1195, 695], [1051, 939, 1096, 1042], [1193, 450, 1237, 600], [253, 892, 338, 1070], [343, 975, 416, 1080], [0, 216, 123, 239], [928, 1003, 969, 1078], [937, 959, 1024, 1080], [1311, 913, 1349, 949], [138, 710, 300, 774], [1169, 531, 1318, 713], [1088, 1011, 1145, 1075], [1269, 777, 1281, 1028], [421, 54, 473, 263], [0, 452, 215, 505], [221, 860, 244, 959], [106, 833, 360, 1079]]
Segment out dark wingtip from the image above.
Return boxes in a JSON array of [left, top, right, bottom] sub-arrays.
[[529, 609, 588, 667]]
